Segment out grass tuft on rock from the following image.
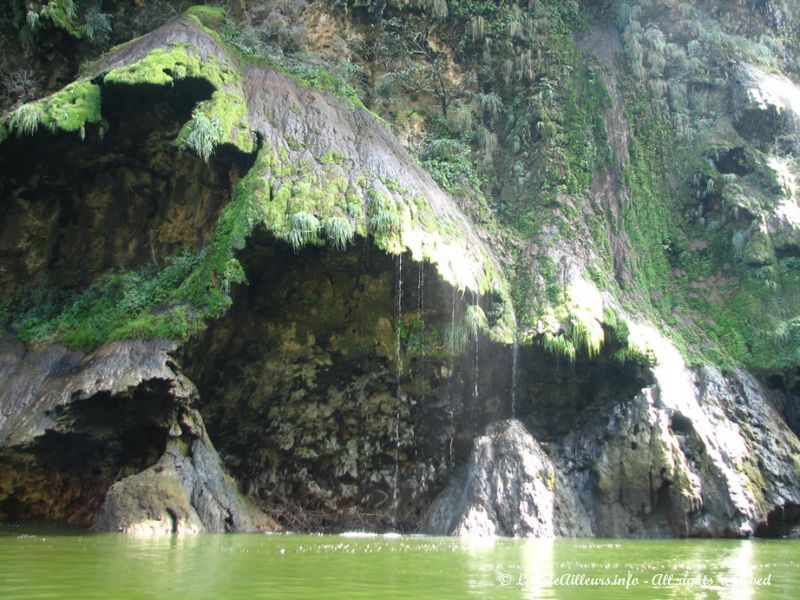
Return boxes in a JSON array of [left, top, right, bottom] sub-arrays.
[[325, 217, 355, 251]]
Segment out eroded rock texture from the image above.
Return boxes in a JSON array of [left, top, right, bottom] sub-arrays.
[[423, 420, 592, 537], [424, 343, 800, 539], [0, 337, 269, 533], [1, 4, 799, 539]]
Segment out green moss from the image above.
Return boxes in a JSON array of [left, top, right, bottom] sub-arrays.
[[6, 5, 517, 350], [44, 80, 102, 133], [3, 80, 102, 139], [367, 192, 401, 236], [560, 62, 613, 194], [540, 332, 577, 361], [743, 230, 775, 266], [184, 5, 228, 29], [105, 41, 253, 154], [536, 279, 606, 360], [104, 46, 236, 89]]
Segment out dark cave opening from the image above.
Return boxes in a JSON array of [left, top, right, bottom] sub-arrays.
[[710, 147, 754, 176], [0, 379, 178, 525], [755, 502, 800, 538], [764, 371, 800, 438], [177, 228, 655, 531], [179, 228, 478, 530], [0, 76, 255, 296], [511, 340, 654, 442]]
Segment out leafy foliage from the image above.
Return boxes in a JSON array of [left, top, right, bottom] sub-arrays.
[[19, 0, 112, 42], [325, 216, 355, 251], [184, 113, 223, 163], [11, 252, 204, 350], [288, 211, 321, 252], [8, 103, 44, 136]]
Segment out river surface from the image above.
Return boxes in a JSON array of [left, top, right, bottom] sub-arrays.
[[0, 527, 798, 599]]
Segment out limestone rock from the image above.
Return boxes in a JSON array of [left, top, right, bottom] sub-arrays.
[[556, 336, 800, 538], [733, 62, 800, 145], [422, 420, 592, 537], [94, 432, 271, 534], [0, 335, 271, 533], [0, 337, 183, 446]]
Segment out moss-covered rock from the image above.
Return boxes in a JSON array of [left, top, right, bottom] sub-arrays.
[[2, 79, 102, 139], [743, 227, 776, 266]]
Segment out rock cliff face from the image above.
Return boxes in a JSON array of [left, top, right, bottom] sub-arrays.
[[0, 336, 268, 532], [1, 1, 799, 537]]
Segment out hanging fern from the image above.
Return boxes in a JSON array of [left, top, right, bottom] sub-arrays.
[[185, 113, 223, 163], [288, 211, 320, 252], [9, 103, 45, 136], [324, 216, 354, 251]]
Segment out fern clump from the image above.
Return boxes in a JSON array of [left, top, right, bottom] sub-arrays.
[[565, 314, 604, 358], [84, 1, 112, 44], [324, 216, 354, 251], [540, 332, 577, 361], [185, 113, 223, 163], [288, 211, 320, 252], [444, 321, 469, 355], [463, 305, 488, 339], [367, 194, 401, 235], [9, 103, 45, 136]]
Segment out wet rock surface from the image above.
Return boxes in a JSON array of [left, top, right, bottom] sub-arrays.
[[0, 336, 267, 533], [422, 420, 591, 537], [1, 8, 799, 539], [550, 349, 800, 538], [733, 62, 800, 148], [424, 339, 800, 539], [95, 420, 272, 535]]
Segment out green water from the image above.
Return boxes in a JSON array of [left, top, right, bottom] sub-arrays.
[[0, 528, 797, 599]]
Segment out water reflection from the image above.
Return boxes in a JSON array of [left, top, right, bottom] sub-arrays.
[[520, 538, 555, 599], [0, 530, 797, 599], [719, 541, 754, 600]]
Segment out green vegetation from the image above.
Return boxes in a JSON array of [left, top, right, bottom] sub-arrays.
[[12, 252, 205, 349], [324, 217, 355, 251], [3, 80, 102, 140], [184, 113, 223, 163], [6, 1, 798, 373], [16, 0, 111, 42], [288, 212, 322, 252], [367, 192, 402, 235], [105, 42, 255, 154], [8, 103, 44, 136]]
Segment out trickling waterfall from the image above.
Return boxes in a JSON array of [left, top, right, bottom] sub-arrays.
[[511, 336, 519, 418], [448, 286, 456, 465], [417, 263, 424, 364], [417, 263, 424, 312], [472, 294, 479, 434], [396, 252, 403, 368], [391, 252, 403, 528]]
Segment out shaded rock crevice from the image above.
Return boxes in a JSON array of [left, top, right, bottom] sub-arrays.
[[0, 67, 255, 296], [0, 336, 268, 532]]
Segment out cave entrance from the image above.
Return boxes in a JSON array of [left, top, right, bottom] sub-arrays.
[[0, 76, 255, 296], [0, 379, 178, 525], [764, 369, 800, 438], [177, 228, 655, 531], [179, 228, 487, 531]]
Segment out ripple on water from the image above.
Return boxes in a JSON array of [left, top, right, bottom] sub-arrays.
[[0, 532, 798, 599]]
